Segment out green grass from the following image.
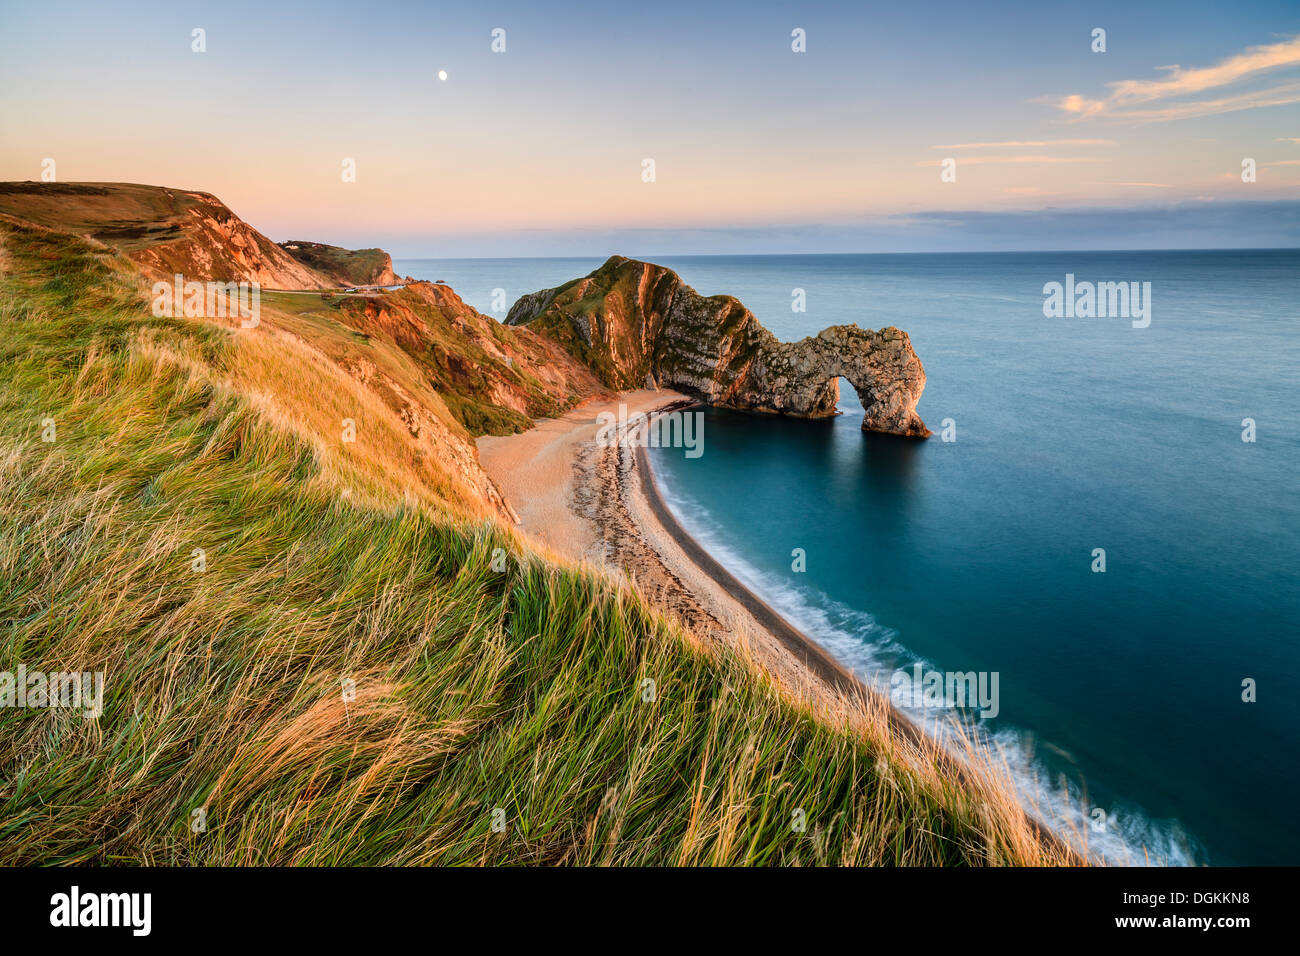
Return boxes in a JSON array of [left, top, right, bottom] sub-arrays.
[[320, 287, 582, 437], [278, 240, 392, 286], [439, 390, 534, 436], [0, 221, 1068, 865]]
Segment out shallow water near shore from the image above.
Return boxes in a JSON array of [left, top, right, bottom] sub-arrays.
[[400, 251, 1300, 865]]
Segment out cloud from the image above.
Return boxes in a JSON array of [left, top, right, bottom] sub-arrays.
[[892, 200, 1300, 250], [919, 155, 1102, 166], [1107, 82, 1300, 122], [1082, 182, 1174, 188], [1044, 34, 1300, 122], [1109, 35, 1300, 103], [1053, 94, 1107, 118], [383, 201, 1300, 255], [932, 139, 1115, 149]]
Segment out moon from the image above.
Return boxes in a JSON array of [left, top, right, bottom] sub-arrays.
[[438, 70, 448, 82]]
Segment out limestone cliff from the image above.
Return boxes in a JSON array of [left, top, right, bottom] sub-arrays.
[[278, 239, 402, 287], [0, 181, 610, 523], [507, 256, 930, 437], [0, 182, 335, 289]]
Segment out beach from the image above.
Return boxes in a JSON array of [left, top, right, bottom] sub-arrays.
[[479, 390, 881, 704], [478, 387, 1088, 860]]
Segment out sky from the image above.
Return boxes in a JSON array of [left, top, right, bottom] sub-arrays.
[[2, 0, 1299, 255]]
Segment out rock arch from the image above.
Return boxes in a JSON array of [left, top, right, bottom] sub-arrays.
[[508, 256, 930, 437], [752, 326, 931, 437]]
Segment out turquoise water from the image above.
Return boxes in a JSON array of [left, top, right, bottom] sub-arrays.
[[398, 252, 1300, 865]]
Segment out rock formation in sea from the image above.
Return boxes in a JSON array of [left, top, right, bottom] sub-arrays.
[[507, 255, 930, 437]]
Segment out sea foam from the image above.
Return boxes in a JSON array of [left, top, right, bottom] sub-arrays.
[[654, 469, 1202, 866]]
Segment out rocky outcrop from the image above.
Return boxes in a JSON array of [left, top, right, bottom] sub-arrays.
[[507, 256, 930, 437], [742, 326, 931, 437], [278, 239, 402, 286]]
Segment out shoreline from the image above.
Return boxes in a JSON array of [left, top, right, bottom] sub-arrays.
[[478, 390, 1080, 862], [478, 389, 866, 695], [631, 439, 866, 699], [627, 416, 1006, 774]]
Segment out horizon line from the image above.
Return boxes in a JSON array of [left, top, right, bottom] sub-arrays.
[[390, 245, 1300, 261]]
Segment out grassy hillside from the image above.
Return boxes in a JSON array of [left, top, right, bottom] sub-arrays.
[[258, 284, 602, 439], [279, 240, 398, 287], [0, 216, 1069, 865], [328, 281, 605, 436], [0, 182, 333, 290]]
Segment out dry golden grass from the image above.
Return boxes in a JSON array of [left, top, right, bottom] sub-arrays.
[[0, 218, 1082, 866]]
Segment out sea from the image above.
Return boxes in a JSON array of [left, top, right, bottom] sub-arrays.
[[396, 251, 1300, 865]]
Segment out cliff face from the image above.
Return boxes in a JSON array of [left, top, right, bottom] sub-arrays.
[[507, 256, 930, 437], [279, 240, 402, 287], [0, 182, 611, 522], [334, 280, 607, 435], [0, 182, 335, 289]]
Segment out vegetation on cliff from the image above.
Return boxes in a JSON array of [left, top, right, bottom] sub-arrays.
[[0, 182, 333, 290], [278, 240, 400, 287], [509, 255, 930, 436], [0, 196, 1060, 866]]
